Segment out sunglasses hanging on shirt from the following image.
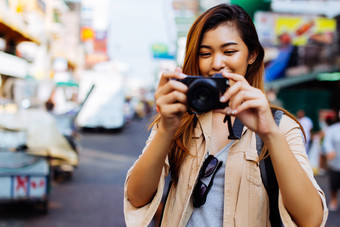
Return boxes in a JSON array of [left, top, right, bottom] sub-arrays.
[[192, 155, 223, 208]]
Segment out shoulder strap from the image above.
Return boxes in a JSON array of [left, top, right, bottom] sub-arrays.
[[256, 109, 284, 227], [158, 177, 172, 227]]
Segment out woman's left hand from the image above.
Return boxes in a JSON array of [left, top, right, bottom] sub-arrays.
[[218, 72, 278, 137]]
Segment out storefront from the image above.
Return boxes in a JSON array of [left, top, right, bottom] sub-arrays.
[[0, 1, 42, 105]]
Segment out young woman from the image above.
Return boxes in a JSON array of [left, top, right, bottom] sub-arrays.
[[124, 4, 327, 226]]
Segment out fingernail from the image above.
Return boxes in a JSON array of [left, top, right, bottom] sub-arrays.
[[220, 96, 226, 102], [180, 73, 187, 78], [226, 107, 231, 114], [231, 109, 237, 114]]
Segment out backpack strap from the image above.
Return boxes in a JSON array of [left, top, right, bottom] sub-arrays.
[[256, 109, 284, 227], [158, 176, 173, 227]]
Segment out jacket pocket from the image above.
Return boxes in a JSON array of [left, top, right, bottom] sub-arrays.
[[244, 152, 261, 186]]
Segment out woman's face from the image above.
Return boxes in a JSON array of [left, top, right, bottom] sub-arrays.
[[198, 23, 253, 77]]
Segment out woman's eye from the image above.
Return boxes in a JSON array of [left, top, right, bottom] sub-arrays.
[[224, 50, 237, 55], [199, 52, 211, 57]]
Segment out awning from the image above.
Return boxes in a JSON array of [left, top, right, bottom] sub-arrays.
[[56, 81, 79, 87], [0, 4, 40, 44], [265, 67, 340, 90], [0, 51, 28, 78]]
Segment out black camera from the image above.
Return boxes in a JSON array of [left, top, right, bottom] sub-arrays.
[[176, 73, 229, 114]]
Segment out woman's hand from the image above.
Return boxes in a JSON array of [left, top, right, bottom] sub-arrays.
[[218, 72, 278, 137], [127, 69, 188, 208], [155, 69, 188, 135]]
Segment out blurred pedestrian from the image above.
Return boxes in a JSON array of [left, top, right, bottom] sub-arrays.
[[45, 98, 55, 112], [323, 110, 340, 211], [297, 109, 314, 154], [318, 115, 335, 175], [124, 4, 327, 226], [124, 97, 135, 124]]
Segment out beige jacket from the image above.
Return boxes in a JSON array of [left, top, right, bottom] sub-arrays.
[[124, 112, 328, 226]]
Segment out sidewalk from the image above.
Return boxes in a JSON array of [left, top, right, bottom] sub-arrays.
[[315, 174, 340, 227]]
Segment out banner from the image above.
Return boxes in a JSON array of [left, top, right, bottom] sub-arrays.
[[255, 12, 336, 46]]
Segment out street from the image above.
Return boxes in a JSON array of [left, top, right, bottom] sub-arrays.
[[315, 174, 340, 227], [0, 115, 340, 227], [0, 116, 151, 227]]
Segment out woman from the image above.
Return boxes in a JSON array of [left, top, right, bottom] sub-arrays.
[[124, 4, 327, 226]]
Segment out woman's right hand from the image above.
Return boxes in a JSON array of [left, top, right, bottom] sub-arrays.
[[127, 69, 187, 208], [154, 70, 188, 134]]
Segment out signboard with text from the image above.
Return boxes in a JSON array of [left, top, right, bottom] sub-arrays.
[[255, 12, 336, 46]]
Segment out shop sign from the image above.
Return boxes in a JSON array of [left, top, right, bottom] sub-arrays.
[[151, 43, 175, 60], [81, 27, 94, 42], [255, 12, 336, 46]]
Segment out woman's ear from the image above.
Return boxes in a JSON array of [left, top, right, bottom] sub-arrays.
[[248, 52, 258, 65]]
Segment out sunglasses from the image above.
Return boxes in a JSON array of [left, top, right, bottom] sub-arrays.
[[192, 155, 223, 208]]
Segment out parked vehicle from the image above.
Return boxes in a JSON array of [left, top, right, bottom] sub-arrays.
[[0, 124, 50, 213], [0, 106, 79, 184], [76, 70, 126, 130], [0, 149, 50, 213]]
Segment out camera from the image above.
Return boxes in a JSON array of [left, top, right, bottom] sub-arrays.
[[176, 73, 229, 114]]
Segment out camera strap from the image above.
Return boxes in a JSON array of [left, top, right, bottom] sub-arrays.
[[223, 114, 244, 140], [256, 109, 284, 227]]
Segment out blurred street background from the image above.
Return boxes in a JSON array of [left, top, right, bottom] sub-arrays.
[[0, 0, 340, 226]]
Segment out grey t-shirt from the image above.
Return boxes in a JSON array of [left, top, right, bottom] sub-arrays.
[[187, 141, 234, 227], [324, 122, 340, 171]]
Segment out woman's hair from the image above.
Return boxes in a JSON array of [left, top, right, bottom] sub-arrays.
[[150, 4, 302, 184], [182, 4, 264, 88]]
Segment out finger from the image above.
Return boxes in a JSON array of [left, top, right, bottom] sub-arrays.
[[228, 90, 260, 110], [155, 80, 188, 99], [228, 87, 263, 109], [158, 71, 186, 87], [220, 81, 252, 103], [157, 90, 187, 106], [167, 79, 188, 93], [230, 99, 264, 115], [156, 90, 187, 111], [158, 103, 187, 116], [222, 72, 248, 84], [214, 106, 232, 115]]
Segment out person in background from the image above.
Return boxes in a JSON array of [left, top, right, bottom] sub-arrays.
[[318, 115, 335, 176], [323, 110, 340, 211], [297, 109, 314, 154], [124, 97, 135, 124], [124, 4, 327, 226]]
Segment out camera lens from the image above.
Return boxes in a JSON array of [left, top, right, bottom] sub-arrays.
[[192, 86, 213, 110], [187, 79, 219, 113], [198, 90, 209, 102]]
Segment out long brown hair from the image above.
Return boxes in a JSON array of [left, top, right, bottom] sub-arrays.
[[150, 4, 303, 184]]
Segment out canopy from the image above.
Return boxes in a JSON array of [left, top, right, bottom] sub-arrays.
[[0, 5, 40, 44]]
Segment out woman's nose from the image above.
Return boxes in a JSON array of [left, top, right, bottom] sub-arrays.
[[211, 54, 225, 71]]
